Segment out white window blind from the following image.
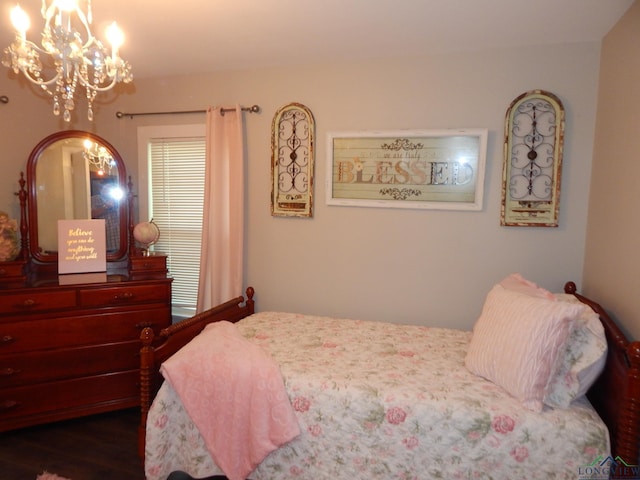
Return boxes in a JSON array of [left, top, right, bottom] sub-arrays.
[[148, 137, 205, 317]]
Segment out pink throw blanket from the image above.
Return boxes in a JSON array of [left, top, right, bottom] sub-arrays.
[[160, 320, 300, 480]]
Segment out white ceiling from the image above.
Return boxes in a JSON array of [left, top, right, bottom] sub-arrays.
[[1, 0, 635, 79]]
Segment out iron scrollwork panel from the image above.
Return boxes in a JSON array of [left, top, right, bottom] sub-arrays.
[[501, 90, 565, 227], [271, 103, 315, 217]]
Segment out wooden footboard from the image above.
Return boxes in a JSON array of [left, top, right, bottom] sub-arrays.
[[565, 282, 640, 467], [138, 287, 255, 458]]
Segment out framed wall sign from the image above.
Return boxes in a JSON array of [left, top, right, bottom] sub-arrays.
[[271, 102, 315, 217], [326, 129, 487, 210], [57, 219, 106, 274], [501, 90, 565, 227]]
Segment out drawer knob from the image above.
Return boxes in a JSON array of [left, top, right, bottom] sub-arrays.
[[1, 335, 15, 345], [0, 400, 19, 411], [113, 291, 135, 302], [0, 367, 21, 377], [19, 298, 37, 309]]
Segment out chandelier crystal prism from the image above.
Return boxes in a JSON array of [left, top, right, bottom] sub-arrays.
[[2, 0, 133, 122]]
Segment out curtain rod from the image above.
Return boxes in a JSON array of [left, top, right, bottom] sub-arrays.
[[115, 104, 260, 119]]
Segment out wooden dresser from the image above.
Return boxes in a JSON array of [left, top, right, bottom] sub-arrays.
[[0, 268, 172, 432]]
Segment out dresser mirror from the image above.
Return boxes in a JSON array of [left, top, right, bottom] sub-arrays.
[[25, 130, 129, 263]]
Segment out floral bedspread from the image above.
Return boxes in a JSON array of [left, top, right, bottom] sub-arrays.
[[145, 312, 609, 480]]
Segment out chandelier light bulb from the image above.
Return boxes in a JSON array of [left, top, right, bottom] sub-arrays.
[[106, 22, 124, 49], [2, 1, 133, 122], [10, 6, 30, 37]]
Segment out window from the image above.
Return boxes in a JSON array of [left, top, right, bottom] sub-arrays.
[[137, 125, 206, 318]]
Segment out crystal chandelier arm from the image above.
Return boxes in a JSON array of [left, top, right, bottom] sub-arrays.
[[20, 68, 59, 87], [14, 40, 48, 57], [4, 38, 59, 88]]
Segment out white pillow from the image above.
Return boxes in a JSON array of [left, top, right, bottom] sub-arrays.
[[465, 284, 584, 411], [543, 294, 608, 408]]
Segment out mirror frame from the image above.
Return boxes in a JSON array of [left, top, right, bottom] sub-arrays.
[[26, 130, 129, 263]]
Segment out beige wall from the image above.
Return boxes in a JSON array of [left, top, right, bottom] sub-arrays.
[[0, 42, 602, 329], [583, 1, 640, 339]]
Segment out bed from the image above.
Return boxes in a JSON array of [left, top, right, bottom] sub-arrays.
[[139, 279, 640, 480]]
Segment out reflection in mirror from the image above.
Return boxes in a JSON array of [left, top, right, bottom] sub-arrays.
[[89, 172, 124, 252], [27, 130, 128, 263]]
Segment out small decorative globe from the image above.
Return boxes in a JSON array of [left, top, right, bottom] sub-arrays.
[[133, 220, 160, 253]]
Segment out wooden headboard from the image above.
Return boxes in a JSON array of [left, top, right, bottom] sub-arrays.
[[565, 282, 640, 466]]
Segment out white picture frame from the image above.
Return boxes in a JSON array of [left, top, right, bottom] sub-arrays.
[[326, 129, 488, 211]]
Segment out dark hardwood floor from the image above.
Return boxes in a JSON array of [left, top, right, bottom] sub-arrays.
[[0, 408, 144, 480]]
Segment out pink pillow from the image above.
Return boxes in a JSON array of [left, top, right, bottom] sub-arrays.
[[465, 284, 583, 411], [499, 273, 556, 301]]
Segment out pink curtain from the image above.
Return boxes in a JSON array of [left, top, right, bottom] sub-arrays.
[[196, 105, 245, 313]]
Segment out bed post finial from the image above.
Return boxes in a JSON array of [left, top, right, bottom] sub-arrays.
[[246, 286, 255, 313], [564, 281, 577, 294]]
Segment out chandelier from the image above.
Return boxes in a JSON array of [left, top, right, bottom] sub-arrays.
[[2, 0, 133, 122], [83, 139, 115, 174]]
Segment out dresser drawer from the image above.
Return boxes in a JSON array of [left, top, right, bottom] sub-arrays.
[[0, 341, 140, 388], [79, 283, 170, 308], [0, 370, 140, 431], [0, 290, 77, 315], [129, 254, 167, 273], [0, 307, 170, 354], [0, 261, 26, 282]]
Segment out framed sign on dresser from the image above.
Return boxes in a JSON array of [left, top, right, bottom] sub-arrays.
[[0, 130, 173, 432]]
